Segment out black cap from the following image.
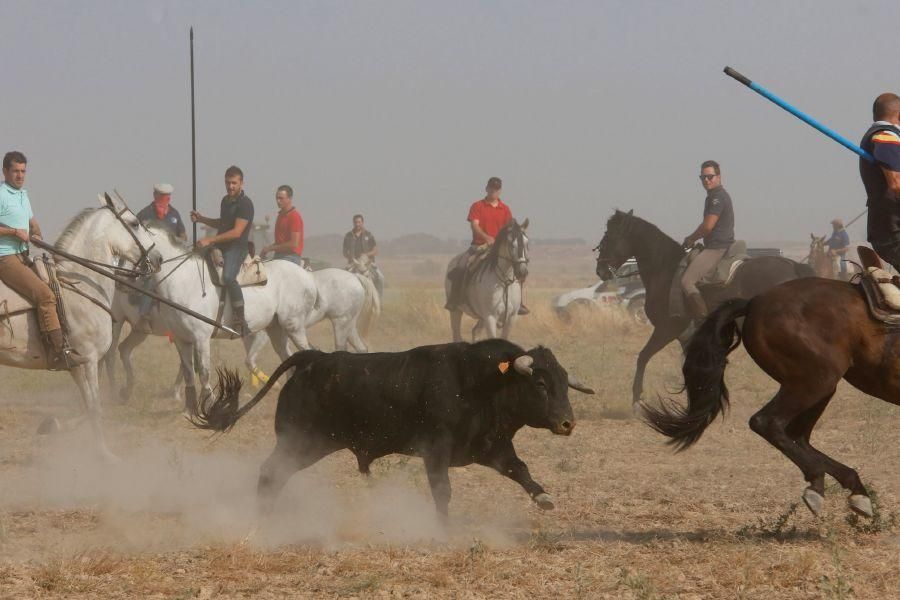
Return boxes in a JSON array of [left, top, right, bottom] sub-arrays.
[[486, 177, 502, 190]]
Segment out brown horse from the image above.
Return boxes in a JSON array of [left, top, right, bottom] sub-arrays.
[[642, 277, 900, 518]]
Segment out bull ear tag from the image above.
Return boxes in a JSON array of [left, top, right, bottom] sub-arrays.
[[498, 361, 510, 374]]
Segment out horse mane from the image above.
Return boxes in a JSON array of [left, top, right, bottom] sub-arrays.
[[475, 221, 521, 276], [55, 208, 100, 253], [612, 211, 683, 269], [147, 225, 193, 253]]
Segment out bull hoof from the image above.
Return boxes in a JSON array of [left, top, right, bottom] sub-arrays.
[[36, 417, 61, 435], [534, 493, 555, 510], [802, 488, 825, 516], [849, 494, 874, 518]]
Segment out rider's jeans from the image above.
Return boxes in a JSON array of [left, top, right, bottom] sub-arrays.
[[0, 253, 60, 332], [274, 252, 304, 266], [221, 243, 248, 307]]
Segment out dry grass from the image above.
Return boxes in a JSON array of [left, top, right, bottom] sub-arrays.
[[1, 255, 900, 598]]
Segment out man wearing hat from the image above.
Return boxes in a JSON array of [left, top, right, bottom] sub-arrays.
[[132, 183, 186, 332], [445, 176, 530, 314], [826, 218, 850, 277], [137, 183, 187, 240]]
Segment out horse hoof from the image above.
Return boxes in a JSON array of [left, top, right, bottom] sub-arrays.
[[36, 417, 61, 435], [534, 493, 555, 510], [631, 402, 646, 419], [802, 488, 825, 516], [849, 494, 873, 518]]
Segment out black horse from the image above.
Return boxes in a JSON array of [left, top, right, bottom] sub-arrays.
[[594, 210, 814, 407]]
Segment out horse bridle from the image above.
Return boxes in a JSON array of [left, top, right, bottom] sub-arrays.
[[496, 228, 529, 283], [91, 200, 157, 278]]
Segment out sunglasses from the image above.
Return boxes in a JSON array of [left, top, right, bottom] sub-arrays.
[[699, 174, 717, 181]]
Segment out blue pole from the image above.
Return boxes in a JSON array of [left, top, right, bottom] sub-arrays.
[[724, 66, 874, 163]]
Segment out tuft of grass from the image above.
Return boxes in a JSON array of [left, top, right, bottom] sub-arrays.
[[819, 528, 853, 599], [845, 485, 897, 534], [736, 500, 801, 539], [618, 567, 657, 600]]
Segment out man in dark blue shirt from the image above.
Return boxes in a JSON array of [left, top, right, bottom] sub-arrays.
[[860, 93, 900, 269], [191, 165, 255, 335], [825, 218, 850, 276], [136, 183, 187, 240]]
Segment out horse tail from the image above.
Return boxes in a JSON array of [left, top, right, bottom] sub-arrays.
[[354, 273, 381, 338], [642, 298, 749, 450], [189, 351, 320, 432]]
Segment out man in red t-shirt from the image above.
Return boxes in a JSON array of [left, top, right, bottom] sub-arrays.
[[446, 177, 529, 314], [261, 184, 304, 266]]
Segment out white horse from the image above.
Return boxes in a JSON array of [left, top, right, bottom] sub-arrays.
[[0, 195, 159, 461], [445, 219, 529, 342], [105, 263, 380, 401], [139, 230, 319, 413]]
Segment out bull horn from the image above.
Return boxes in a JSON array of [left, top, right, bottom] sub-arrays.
[[513, 355, 534, 376], [568, 374, 595, 395]]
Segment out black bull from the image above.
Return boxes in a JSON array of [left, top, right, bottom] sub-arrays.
[[191, 339, 594, 516]]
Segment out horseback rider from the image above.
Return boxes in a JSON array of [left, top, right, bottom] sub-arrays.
[[133, 183, 186, 332], [260, 185, 304, 266], [137, 183, 187, 240], [680, 160, 735, 320], [0, 151, 87, 369], [190, 165, 255, 335], [825, 218, 850, 276], [445, 176, 530, 314], [343, 214, 384, 297], [860, 93, 900, 271]]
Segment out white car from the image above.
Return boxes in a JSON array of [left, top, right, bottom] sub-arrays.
[[552, 260, 648, 324]]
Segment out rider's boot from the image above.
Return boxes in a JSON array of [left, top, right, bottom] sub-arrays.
[[231, 304, 251, 337], [46, 328, 89, 371], [685, 293, 709, 322], [444, 268, 464, 311]]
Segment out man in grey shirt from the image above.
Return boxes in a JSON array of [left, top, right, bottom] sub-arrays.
[[680, 159, 735, 320]]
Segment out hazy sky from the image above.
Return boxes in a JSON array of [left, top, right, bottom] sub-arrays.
[[4, 1, 899, 246]]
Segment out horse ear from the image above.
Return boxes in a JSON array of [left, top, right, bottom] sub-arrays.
[[104, 192, 116, 209], [810, 233, 815, 240], [521, 218, 529, 231], [627, 209, 634, 216]]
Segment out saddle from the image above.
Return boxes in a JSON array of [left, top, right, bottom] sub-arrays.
[[694, 240, 750, 288], [855, 246, 900, 325], [668, 241, 749, 317], [207, 248, 268, 288], [0, 258, 51, 318], [0, 255, 75, 351]]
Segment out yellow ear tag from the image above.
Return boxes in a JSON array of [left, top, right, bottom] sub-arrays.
[[498, 361, 510, 374]]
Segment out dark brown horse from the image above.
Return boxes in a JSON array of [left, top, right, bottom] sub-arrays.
[[643, 278, 900, 518], [594, 210, 814, 408]]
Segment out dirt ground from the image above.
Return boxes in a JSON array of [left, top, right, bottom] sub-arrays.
[[2, 252, 899, 599]]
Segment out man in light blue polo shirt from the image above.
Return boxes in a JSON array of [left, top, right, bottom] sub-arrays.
[[0, 151, 87, 369]]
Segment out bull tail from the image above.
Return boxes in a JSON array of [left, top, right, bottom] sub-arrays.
[[354, 274, 381, 338], [641, 298, 749, 450], [189, 351, 319, 432]]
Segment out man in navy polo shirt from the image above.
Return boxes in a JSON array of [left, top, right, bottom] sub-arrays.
[[860, 93, 900, 270], [191, 165, 255, 335], [825, 218, 850, 276]]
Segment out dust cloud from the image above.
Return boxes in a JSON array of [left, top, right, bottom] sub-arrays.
[[1, 424, 524, 559]]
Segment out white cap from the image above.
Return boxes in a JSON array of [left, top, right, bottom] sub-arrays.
[[153, 183, 174, 195]]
